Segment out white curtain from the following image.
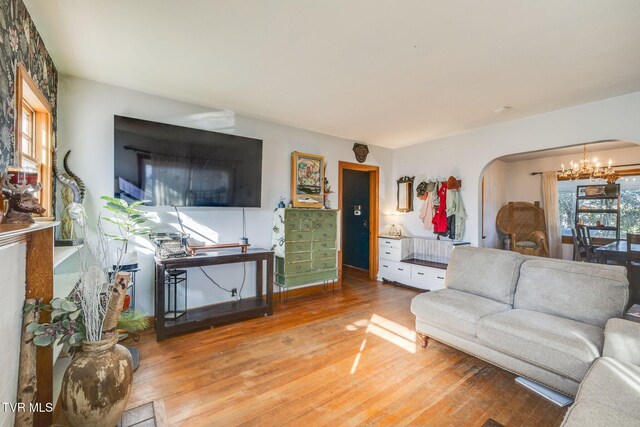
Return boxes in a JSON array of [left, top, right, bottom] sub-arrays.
[[542, 171, 562, 258]]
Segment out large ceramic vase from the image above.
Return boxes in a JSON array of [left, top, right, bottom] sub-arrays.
[[61, 335, 133, 427]]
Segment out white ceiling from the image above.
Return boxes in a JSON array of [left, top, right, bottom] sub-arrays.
[[24, 0, 640, 148]]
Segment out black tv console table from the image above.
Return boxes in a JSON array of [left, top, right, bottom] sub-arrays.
[[154, 248, 274, 341]]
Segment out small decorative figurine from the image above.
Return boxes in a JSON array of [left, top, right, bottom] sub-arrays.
[[1, 174, 46, 224]]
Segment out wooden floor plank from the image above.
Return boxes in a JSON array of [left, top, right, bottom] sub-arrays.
[[126, 271, 567, 426]]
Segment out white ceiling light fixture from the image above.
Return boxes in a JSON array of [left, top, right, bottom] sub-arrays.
[[493, 106, 512, 114]]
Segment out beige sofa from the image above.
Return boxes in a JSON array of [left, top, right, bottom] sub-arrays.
[[561, 318, 640, 426], [410, 246, 629, 396]]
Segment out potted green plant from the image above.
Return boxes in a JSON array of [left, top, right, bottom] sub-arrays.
[[100, 196, 151, 268], [24, 196, 150, 426]]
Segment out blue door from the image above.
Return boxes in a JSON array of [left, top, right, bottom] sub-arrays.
[[343, 169, 370, 270]]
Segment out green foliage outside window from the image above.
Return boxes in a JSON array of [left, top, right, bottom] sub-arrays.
[[559, 180, 640, 236]]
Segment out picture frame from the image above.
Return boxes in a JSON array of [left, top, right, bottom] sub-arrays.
[[291, 152, 325, 208]]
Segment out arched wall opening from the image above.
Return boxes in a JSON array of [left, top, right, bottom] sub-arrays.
[[478, 139, 640, 258]]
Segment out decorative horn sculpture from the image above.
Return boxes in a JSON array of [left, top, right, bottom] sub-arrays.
[[53, 149, 85, 204], [63, 150, 86, 203], [53, 149, 86, 243], [30, 182, 42, 194], [3, 174, 31, 194]]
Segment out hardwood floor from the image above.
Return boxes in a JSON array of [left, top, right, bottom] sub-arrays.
[[126, 272, 567, 426]]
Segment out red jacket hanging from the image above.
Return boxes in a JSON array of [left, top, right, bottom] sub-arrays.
[[432, 183, 448, 233]]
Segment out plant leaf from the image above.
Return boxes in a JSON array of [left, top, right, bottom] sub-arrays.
[[33, 335, 54, 346], [61, 300, 78, 312], [51, 309, 66, 320], [103, 217, 123, 225], [100, 195, 121, 204], [26, 322, 41, 333], [106, 202, 128, 212]]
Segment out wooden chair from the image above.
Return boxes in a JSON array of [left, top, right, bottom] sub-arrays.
[[577, 225, 596, 262], [571, 228, 587, 261], [627, 233, 640, 306], [496, 202, 550, 257]]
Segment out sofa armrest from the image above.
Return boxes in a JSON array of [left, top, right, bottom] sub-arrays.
[[603, 318, 640, 366]]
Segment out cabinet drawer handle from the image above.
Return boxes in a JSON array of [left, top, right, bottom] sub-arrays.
[[385, 251, 391, 255], [437, 276, 445, 280], [417, 272, 424, 276], [382, 264, 389, 268], [384, 240, 391, 244], [398, 268, 404, 271]]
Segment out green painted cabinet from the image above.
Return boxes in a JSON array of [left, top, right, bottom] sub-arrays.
[[271, 208, 339, 288]]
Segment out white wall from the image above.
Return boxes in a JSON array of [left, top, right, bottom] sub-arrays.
[[480, 160, 508, 249], [391, 91, 640, 244], [57, 76, 393, 315], [0, 242, 27, 427]]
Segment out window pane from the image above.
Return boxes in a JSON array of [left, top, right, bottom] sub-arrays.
[[619, 176, 640, 235], [558, 176, 640, 238], [22, 109, 33, 136], [21, 158, 38, 171], [21, 136, 31, 155], [22, 111, 29, 134], [559, 189, 576, 236]]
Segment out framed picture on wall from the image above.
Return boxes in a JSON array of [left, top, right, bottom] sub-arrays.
[[291, 152, 324, 208]]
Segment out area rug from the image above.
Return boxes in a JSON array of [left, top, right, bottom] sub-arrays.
[[481, 418, 505, 427], [118, 401, 166, 427]]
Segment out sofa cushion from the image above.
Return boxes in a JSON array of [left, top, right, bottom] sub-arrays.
[[410, 289, 511, 337], [515, 240, 538, 249], [571, 357, 640, 420], [514, 258, 628, 328], [445, 247, 524, 305], [477, 309, 603, 382], [603, 318, 640, 365], [561, 401, 640, 427]]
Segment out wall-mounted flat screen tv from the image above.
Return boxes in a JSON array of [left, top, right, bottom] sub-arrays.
[[114, 116, 262, 207]]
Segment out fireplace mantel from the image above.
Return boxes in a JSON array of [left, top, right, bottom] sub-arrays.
[[0, 221, 56, 426]]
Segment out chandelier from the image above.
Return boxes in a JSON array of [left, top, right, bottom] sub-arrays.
[[559, 146, 618, 183]]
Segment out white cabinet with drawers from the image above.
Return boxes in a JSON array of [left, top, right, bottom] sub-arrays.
[[377, 236, 462, 291], [409, 263, 446, 291], [379, 259, 411, 279], [379, 237, 412, 261]]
